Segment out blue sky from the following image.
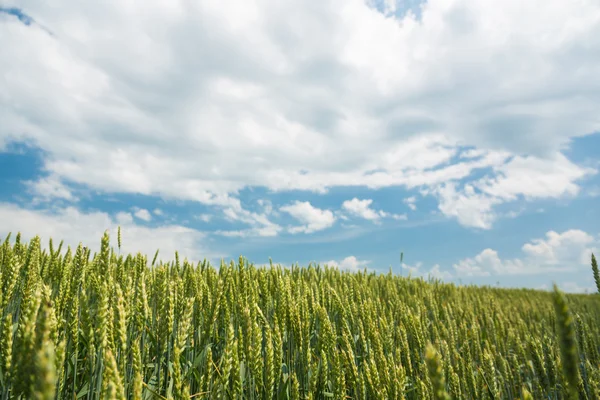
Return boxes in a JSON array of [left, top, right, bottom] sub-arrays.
[[1, 1, 599, 293]]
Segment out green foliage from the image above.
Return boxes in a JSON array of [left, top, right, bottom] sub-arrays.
[[0, 231, 599, 399]]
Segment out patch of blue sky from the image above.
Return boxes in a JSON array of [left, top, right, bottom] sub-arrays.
[[211, 158, 598, 271], [430, 144, 507, 178], [0, 7, 34, 25], [3, 135, 594, 256], [238, 199, 482, 275], [0, 142, 220, 230], [344, 184, 435, 216], [271, 184, 413, 213], [495, 192, 599, 237], [0, 7, 52, 35], [564, 131, 600, 169], [261, 186, 331, 205], [0, 143, 45, 202], [367, 215, 492, 267], [77, 192, 171, 221], [563, 134, 600, 201], [228, 235, 353, 268], [366, 0, 426, 20]]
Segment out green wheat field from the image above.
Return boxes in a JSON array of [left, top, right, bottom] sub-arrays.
[[1, 230, 599, 400]]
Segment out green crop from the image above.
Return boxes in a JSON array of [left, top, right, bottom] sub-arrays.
[[0, 230, 599, 399]]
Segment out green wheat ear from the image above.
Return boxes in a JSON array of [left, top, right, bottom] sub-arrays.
[[425, 342, 451, 400], [552, 283, 580, 400], [32, 300, 56, 400], [521, 386, 534, 400], [117, 225, 122, 251], [591, 253, 600, 294]]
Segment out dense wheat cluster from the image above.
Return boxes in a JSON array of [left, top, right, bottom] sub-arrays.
[[1, 230, 599, 400]]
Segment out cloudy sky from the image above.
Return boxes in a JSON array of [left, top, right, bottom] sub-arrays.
[[1, 0, 599, 293]]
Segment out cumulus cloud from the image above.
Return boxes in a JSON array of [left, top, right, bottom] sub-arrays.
[[428, 264, 453, 280], [432, 183, 499, 229], [257, 199, 276, 216], [280, 201, 336, 234], [196, 213, 212, 222], [454, 229, 598, 276], [322, 255, 371, 272], [221, 204, 282, 236], [453, 249, 518, 276], [538, 282, 596, 294], [24, 174, 77, 203], [401, 261, 453, 280], [1, 0, 598, 233], [522, 229, 597, 265], [341, 197, 406, 222], [342, 198, 382, 220], [0, 202, 221, 262], [429, 153, 595, 229], [403, 196, 417, 211], [133, 207, 152, 222]]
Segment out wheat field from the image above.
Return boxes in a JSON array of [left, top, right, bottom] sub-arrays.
[[0, 230, 599, 399]]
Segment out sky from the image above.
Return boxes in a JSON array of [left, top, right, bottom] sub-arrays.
[[0, 0, 599, 293]]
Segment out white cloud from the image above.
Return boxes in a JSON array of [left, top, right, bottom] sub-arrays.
[[153, 208, 164, 216], [477, 154, 594, 202], [196, 214, 212, 222], [432, 182, 500, 229], [522, 229, 596, 265], [257, 199, 275, 215], [322, 255, 371, 272], [115, 211, 134, 225], [24, 174, 77, 203], [403, 196, 417, 211], [454, 229, 599, 276], [215, 224, 281, 238], [221, 205, 282, 236], [430, 153, 595, 228], [428, 264, 453, 280], [453, 249, 519, 276], [341, 197, 406, 222], [133, 208, 152, 222], [215, 196, 281, 235], [401, 261, 423, 276], [1, 0, 598, 232], [401, 261, 453, 280], [538, 282, 596, 294], [0, 202, 221, 262], [280, 201, 336, 234]]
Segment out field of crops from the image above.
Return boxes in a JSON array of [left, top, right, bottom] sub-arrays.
[[0, 230, 599, 400]]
